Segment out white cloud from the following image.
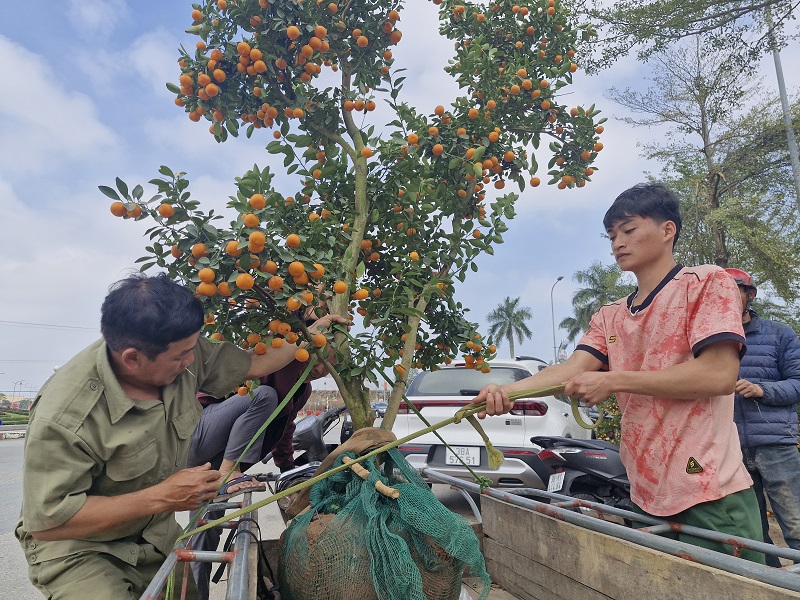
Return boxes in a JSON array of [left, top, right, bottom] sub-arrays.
[[0, 36, 118, 175], [73, 27, 182, 99], [67, 0, 129, 40], [130, 28, 185, 98], [0, 176, 147, 389]]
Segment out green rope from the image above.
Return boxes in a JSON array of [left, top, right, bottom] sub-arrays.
[[373, 365, 491, 484], [178, 383, 590, 540], [164, 358, 318, 599], [508, 385, 604, 430], [218, 357, 317, 487], [165, 379, 604, 600]]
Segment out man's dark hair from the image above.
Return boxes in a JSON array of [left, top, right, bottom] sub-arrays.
[[603, 183, 682, 248], [101, 273, 204, 359]]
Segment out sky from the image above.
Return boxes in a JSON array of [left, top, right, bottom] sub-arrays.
[[0, 1, 797, 398]]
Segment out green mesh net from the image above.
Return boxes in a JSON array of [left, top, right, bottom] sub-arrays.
[[279, 448, 490, 600]]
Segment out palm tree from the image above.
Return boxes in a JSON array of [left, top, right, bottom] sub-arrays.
[[487, 296, 533, 359], [559, 261, 635, 343]]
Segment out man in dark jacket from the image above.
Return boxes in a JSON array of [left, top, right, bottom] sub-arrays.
[[726, 268, 800, 566]]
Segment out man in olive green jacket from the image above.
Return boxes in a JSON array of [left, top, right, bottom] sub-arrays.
[[16, 273, 342, 599]]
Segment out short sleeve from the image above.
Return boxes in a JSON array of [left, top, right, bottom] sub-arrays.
[[22, 420, 95, 532], [687, 269, 746, 357], [576, 309, 609, 365], [194, 337, 251, 398]]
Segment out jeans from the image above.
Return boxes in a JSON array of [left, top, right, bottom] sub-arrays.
[[741, 445, 800, 567], [187, 385, 280, 600]]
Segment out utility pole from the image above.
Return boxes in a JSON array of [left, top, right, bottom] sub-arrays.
[[550, 276, 564, 363], [766, 7, 800, 210]]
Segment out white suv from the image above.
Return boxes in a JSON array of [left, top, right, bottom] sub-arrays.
[[393, 357, 591, 491]]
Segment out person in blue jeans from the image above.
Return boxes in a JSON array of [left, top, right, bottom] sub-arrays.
[[726, 268, 800, 566]]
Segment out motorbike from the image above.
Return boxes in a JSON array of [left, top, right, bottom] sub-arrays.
[[531, 435, 633, 522], [260, 405, 348, 522]]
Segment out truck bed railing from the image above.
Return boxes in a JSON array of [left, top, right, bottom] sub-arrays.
[[139, 492, 258, 600], [422, 468, 800, 593]]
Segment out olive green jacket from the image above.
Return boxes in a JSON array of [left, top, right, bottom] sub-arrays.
[[16, 337, 250, 566]]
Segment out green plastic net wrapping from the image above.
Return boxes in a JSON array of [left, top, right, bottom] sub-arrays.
[[279, 448, 490, 600]]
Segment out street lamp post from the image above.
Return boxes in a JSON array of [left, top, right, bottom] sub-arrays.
[[13, 379, 25, 408], [550, 276, 564, 363]]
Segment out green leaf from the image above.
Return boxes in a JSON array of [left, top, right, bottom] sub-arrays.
[[166, 82, 181, 94], [114, 177, 131, 198], [159, 166, 175, 178], [472, 146, 487, 162], [356, 261, 366, 278], [98, 185, 121, 201]]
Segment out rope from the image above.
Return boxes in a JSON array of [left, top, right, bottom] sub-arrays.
[[178, 383, 594, 540], [507, 385, 604, 430]]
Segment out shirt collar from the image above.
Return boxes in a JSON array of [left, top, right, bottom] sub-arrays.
[[627, 263, 684, 315], [95, 341, 138, 424]]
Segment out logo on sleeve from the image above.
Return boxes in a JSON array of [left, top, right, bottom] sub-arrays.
[[608, 335, 617, 344], [686, 457, 704, 474]]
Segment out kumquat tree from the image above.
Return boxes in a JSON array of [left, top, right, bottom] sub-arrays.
[[102, 0, 605, 431]]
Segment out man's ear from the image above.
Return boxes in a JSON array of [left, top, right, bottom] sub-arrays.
[[662, 220, 677, 243], [119, 347, 145, 370]]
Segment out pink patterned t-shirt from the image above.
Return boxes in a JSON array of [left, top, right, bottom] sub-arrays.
[[576, 264, 752, 516]]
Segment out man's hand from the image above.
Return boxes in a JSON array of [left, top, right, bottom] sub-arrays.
[[156, 463, 223, 511], [735, 379, 764, 399], [31, 463, 224, 542], [564, 371, 614, 407], [304, 312, 345, 379], [472, 384, 514, 419], [307, 314, 347, 336]]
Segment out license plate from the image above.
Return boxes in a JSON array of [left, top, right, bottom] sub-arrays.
[[446, 446, 481, 466], [548, 471, 565, 493]]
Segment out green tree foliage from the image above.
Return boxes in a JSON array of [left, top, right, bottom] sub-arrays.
[[104, 0, 604, 430], [559, 261, 634, 342], [593, 396, 622, 443], [572, 0, 798, 72], [486, 296, 533, 358], [606, 41, 800, 309]]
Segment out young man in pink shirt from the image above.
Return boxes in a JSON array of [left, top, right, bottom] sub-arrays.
[[476, 183, 764, 562]]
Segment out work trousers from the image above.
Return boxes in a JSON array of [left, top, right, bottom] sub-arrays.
[[28, 542, 198, 599]]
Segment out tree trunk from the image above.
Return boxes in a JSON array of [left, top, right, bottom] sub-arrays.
[[382, 296, 429, 431], [699, 98, 730, 267], [508, 336, 515, 360], [341, 378, 374, 430], [707, 173, 729, 267]]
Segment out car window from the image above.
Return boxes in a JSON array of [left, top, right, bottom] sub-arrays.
[[408, 367, 531, 396]]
